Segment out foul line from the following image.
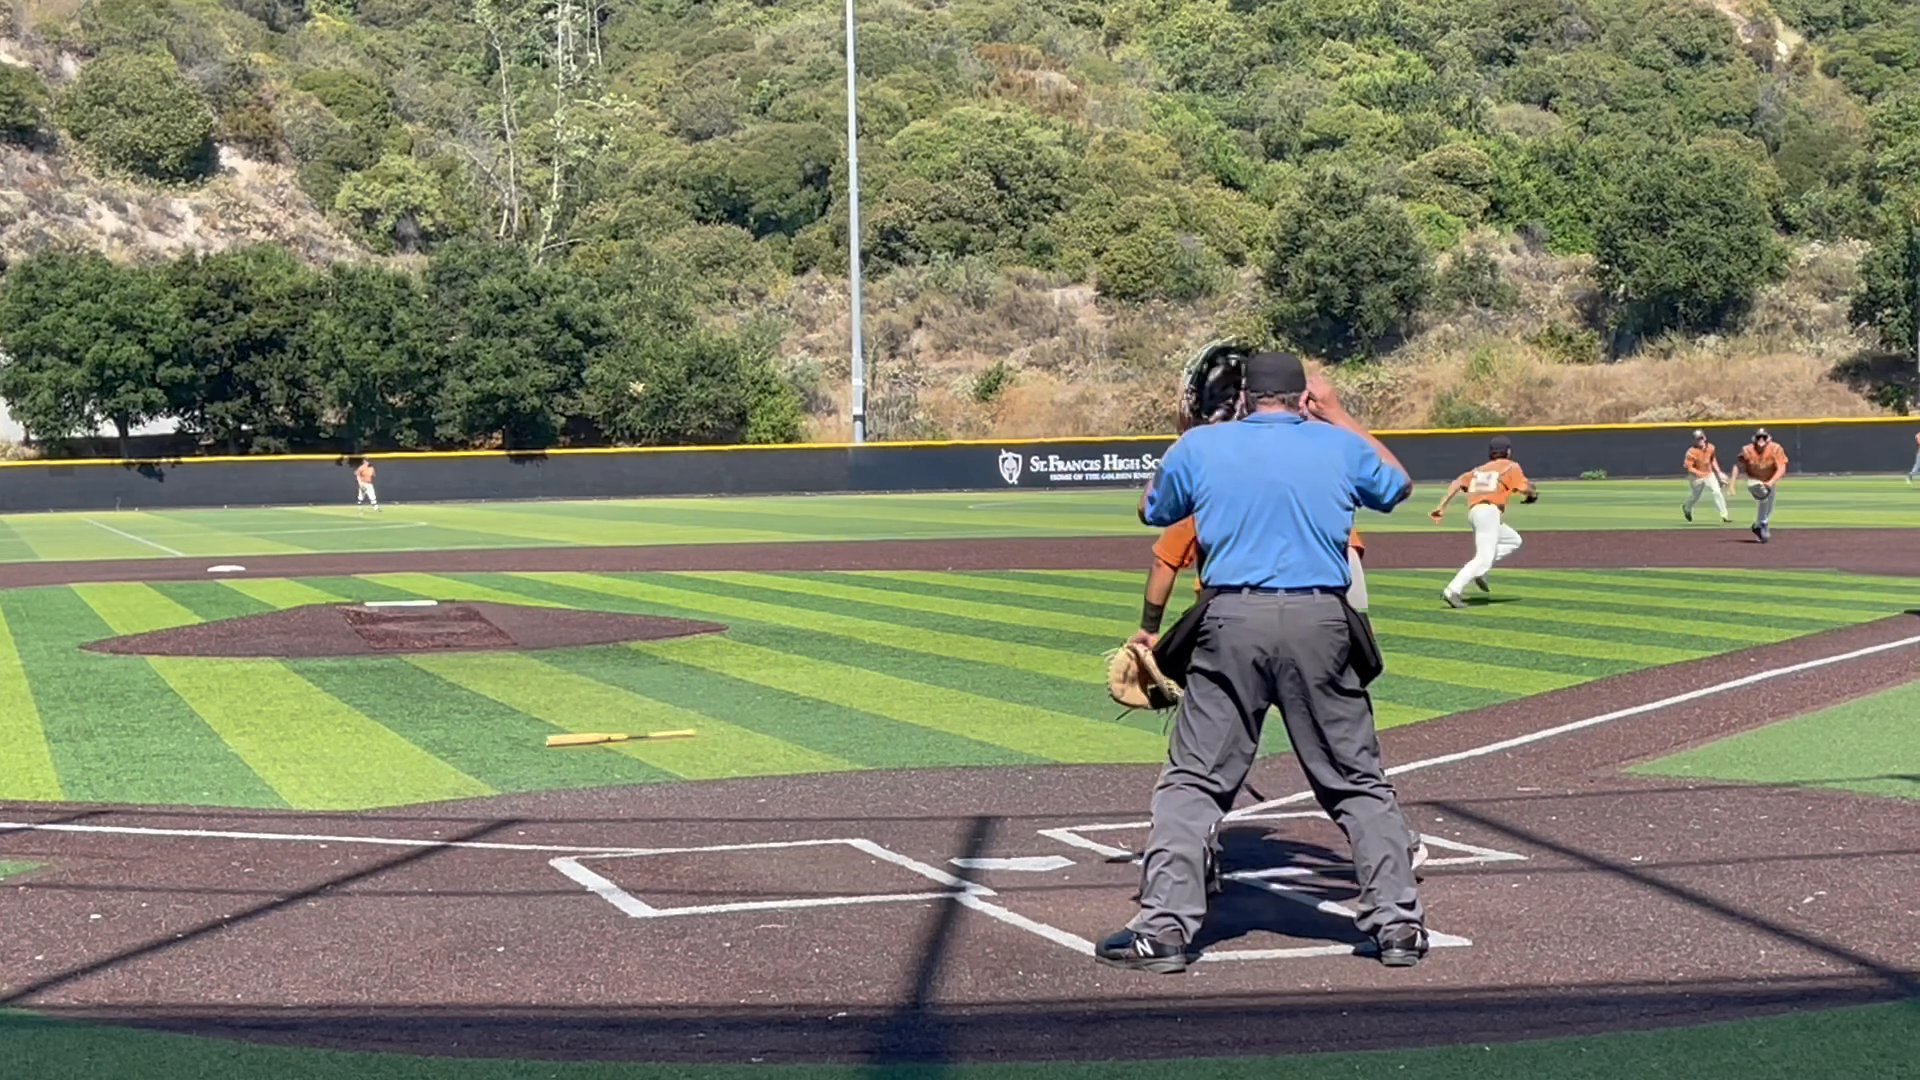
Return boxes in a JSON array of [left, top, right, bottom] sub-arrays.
[[0, 819, 670, 855], [1230, 630, 1920, 818], [83, 519, 184, 557]]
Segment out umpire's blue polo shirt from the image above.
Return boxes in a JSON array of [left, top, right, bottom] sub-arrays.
[[1142, 412, 1410, 590]]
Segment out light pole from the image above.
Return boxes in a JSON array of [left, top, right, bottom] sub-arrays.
[[844, 0, 867, 444]]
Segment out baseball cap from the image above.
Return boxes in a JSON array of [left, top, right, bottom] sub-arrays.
[[1754, 427, 1771, 441], [1242, 352, 1308, 397], [1692, 429, 1705, 440], [1488, 434, 1512, 454]]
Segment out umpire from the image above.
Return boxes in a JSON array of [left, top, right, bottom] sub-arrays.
[[1097, 351, 1428, 973]]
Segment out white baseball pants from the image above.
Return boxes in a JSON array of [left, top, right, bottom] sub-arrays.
[[357, 483, 378, 507], [1346, 546, 1368, 612], [1685, 476, 1727, 519], [1446, 502, 1521, 597], [1747, 480, 1774, 526]]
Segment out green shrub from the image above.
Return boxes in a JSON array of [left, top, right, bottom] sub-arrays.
[[1431, 249, 1519, 312], [1428, 389, 1507, 428], [58, 51, 215, 182], [971, 359, 1015, 404], [1580, 469, 1609, 480], [1529, 321, 1605, 363], [0, 65, 50, 146], [333, 155, 456, 253]]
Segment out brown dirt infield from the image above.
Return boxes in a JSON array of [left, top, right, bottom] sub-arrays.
[[81, 601, 726, 659], [0, 530, 1917, 1066], [1, 526, 1918, 588]]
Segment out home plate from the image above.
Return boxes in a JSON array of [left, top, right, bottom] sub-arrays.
[[951, 855, 1074, 872], [207, 565, 247, 574]]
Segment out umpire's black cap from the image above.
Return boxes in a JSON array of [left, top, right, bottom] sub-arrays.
[[1243, 352, 1308, 396]]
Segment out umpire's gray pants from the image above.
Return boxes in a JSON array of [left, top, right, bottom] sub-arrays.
[[1128, 590, 1423, 944]]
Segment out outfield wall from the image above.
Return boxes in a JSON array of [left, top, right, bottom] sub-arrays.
[[0, 418, 1913, 513]]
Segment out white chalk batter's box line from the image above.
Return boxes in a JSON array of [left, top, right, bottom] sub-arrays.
[[547, 817, 1517, 962], [1037, 809, 1531, 870]]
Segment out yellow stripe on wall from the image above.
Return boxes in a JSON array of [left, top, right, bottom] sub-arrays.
[[3, 416, 1907, 469]]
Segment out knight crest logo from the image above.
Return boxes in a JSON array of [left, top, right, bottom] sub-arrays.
[[997, 449, 1023, 485]]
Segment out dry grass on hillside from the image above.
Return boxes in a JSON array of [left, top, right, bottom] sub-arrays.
[[781, 235, 1891, 440], [0, 144, 364, 266]]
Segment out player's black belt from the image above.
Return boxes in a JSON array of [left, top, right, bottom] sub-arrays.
[[1210, 585, 1343, 596]]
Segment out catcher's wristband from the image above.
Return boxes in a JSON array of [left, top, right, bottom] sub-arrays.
[[1141, 599, 1166, 634]]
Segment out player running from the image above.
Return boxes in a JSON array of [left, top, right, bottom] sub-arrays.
[[1907, 430, 1920, 485], [355, 458, 380, 512], [1683, 429, 1729, 523], [1728, 428, 1786, 542], [1429, 434, 1536, 610]]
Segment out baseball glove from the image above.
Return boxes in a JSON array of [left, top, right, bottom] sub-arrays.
[[1179, 339, 1253, 431], [1751, 483, 1772, 499], [1106, 642, 1182, 711]]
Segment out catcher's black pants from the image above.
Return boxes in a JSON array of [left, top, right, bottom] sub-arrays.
[[1128, 590, 1424, 945]]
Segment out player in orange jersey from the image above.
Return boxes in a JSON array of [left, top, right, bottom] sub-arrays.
[[1682, 429, 1729, 523], [354, 458, 380, 512], [1728, 427, 1787, 542], [1429, 434, 1535, 609]]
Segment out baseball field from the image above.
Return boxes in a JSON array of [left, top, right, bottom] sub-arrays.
[[3, 477, 1918, 1079]]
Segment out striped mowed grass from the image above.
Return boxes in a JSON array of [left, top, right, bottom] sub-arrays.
[[0, 567, 1910, 811], [6, 476, 1920, 564]]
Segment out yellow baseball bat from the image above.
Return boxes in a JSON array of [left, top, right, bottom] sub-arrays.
[[545, 730, 697, 748]]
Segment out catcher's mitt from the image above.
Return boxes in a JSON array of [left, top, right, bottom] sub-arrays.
[[1179, 339, 1254, 431], [1750, 483, 1773, 499], [1106, 642, 1182, 711]]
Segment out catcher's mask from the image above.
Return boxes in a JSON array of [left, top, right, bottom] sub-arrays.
[[1180, 339, 1254, 431]]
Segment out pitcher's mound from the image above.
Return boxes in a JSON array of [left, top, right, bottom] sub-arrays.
[[84, 602, 726, 659]]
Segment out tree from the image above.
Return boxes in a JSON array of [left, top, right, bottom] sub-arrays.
[[334, 155, 458, 253], [1593, 140, 1786, 338], [57, 51, 216, 182], [0, 251, 188, 454], [1850, 207, 1920, 358], [303, 263, 443, 450], [581, 330, 803, 447], [1263, 169, 1432, 359], [681, 123, 838, 238], [168, 245, 326, 453], [0, 65, 51, 146], [425, 240, 613, 448]]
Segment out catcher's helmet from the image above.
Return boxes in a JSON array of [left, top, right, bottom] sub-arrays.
[[1180, 339, 1254, 430]]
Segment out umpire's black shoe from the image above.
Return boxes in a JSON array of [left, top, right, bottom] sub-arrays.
[[1096, 929, 1189, 974], [1374, 924, 1429, 968]]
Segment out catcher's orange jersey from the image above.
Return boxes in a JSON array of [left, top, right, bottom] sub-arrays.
[[1456, 459, 1529, 512], [1684, 444, 1717, 478], [1152, 517, 1364, 587], [1737, 442, 1787, 482]]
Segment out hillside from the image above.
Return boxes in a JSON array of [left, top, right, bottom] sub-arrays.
[[3, 0, 1919, 453]]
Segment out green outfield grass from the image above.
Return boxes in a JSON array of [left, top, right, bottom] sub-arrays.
[[1634, 678, 1920, 801], [6, 999, 1917, 1080], [0, 567, 1911, 809], [1, 476, 1917, 563]]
